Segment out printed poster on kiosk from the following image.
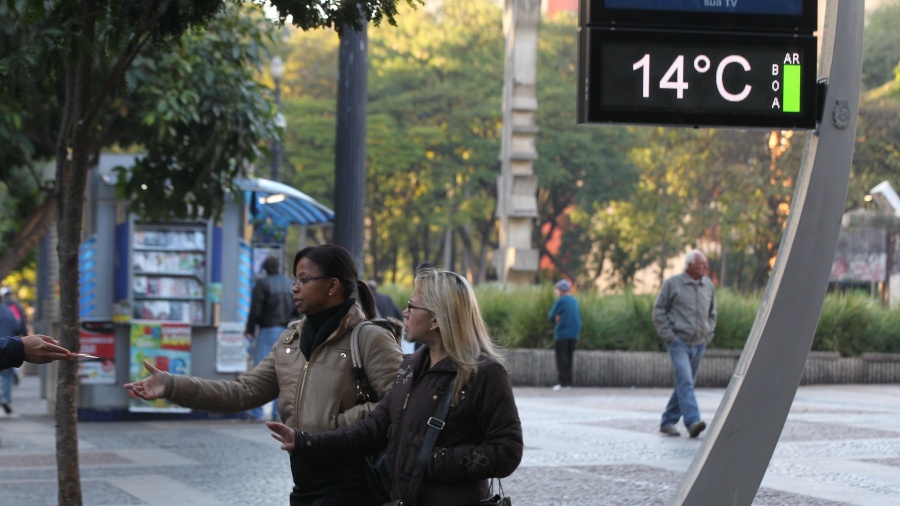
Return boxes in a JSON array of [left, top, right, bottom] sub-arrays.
[[128, 320, 192, 413], [78, 321, 116, 385]]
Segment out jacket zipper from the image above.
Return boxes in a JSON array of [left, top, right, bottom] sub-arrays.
[[295, 361, 310, 426], [292, 321, 344, 428], [292, 312, 363, 429]]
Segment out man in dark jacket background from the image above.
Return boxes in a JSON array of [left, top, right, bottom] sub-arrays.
[[245, 256, 297, 420]]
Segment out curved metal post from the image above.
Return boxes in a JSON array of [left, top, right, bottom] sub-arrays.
[[674, 1, 864, 504]]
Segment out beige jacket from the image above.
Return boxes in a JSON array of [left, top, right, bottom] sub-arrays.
[[164, 304, 403, 432]]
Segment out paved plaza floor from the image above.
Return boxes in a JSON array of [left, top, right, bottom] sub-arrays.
[[1, 374, 898, 505]]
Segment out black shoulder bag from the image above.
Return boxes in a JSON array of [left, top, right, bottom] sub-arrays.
[[350, 322, 394, 503], [385, 377, 455, 506]]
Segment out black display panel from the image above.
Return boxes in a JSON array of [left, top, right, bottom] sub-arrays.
[[583, 0, 817, 34], [578, 29, 818, 129]]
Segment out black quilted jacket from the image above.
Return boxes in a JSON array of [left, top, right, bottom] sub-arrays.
[[294, 346, 523, 505]]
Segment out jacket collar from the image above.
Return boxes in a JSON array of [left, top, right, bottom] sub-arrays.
[[678, 272, 706, 286], [408, 345, 459, 375], [283, 303, 367, 344]]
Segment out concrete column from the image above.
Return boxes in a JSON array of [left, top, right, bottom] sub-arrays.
[[496, 0, 541, 285]]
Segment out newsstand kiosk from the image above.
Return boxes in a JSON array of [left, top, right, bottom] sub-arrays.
[[37, 154, 333, 420]]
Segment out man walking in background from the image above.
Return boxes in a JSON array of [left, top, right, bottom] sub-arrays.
[[245, 256, 296, 421], [548, 279, 581, 391], [653, 250, 717, 438], [0, 286, 28, 414]]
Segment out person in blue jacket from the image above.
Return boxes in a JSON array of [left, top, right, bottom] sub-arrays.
[[0, 334, 73, 371], [547, 279, 582, 390]]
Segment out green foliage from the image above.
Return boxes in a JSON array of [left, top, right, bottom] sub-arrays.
[[2, 265, 37, 308], [478, 284, 556, 349], [472, 286, 898, 357], [712, 289, 761, 349], [113, 3, 280, 221], [365, 0, 504, 277], [580, 290, 658, 351], [862, 0, 900, 89], [0, 167, 42, 251], [533, 13, 640, 282], [812, 291, 900, 356], [849, 98, 900, 213], [265, 0, 421, 34]]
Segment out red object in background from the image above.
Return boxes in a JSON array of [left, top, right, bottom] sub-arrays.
[[80, 321, 116, 358], [155, 355, 169, 372], [546, 0, 578, 18]]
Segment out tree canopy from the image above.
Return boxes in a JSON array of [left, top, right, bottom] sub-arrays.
[[0, 1, 418, 504], [862, 0, 900, 90]]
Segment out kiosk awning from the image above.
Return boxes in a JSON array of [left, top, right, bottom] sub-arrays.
[[234, 177, 334, 226]]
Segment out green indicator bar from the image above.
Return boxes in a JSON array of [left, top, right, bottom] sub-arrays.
[[783, 65, 801, 113]]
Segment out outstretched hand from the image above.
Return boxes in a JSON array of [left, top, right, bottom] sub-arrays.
[[22, 334, 73, 364], [123, 359, 168, 400], [266, 421, 296, 453]]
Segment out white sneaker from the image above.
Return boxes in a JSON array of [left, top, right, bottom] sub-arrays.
[[551, 385, 571, 391]]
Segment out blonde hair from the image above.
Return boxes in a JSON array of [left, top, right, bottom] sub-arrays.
[[414, 269, 501, 401]]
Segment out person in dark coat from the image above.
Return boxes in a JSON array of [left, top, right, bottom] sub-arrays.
[[268, 268, 523, 506], [244, 256, 297, 420], [366, 280, 402, 321], [0, 286, 30, 412]]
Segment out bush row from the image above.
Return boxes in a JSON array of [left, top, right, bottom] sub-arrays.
[[384, 284, 900, 357]]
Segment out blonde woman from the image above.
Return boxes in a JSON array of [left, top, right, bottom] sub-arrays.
[[268, 268, 523, 505]]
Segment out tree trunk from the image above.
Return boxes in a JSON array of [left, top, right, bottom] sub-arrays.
[[53, 2, 98, 503]]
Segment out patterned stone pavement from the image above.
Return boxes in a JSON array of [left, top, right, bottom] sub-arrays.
[[1, 374, 898, 505]]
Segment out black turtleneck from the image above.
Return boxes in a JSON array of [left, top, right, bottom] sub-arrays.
[[299, 298, 356, 359]]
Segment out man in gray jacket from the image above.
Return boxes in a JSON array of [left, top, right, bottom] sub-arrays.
[[652, 250, 717, 438]]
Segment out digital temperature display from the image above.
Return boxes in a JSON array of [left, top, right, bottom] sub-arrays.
[[578, 29, 818, 129]]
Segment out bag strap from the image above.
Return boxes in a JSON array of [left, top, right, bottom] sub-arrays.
[[350, 321, 367, 369], [401, 376, 456, 505], [349, 322, 373, 405]]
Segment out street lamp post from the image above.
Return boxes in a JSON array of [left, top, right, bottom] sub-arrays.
[[270, 56, 285, 182]]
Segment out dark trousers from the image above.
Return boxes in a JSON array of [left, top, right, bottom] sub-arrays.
[[289, 454, 378, 506], [555, 339, 577, 387]]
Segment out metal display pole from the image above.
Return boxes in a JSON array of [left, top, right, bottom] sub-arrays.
[[333, 25, 367, 270], [674, 0, 864, 504]]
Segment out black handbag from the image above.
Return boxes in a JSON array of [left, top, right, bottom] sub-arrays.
[[350, 322, 394, 503], [478, 480, 512, 505]]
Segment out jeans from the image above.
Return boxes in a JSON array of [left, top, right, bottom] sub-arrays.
[[661, 338, 706, 428], [0, 368, 14, 405], [247, 326, 283, 420]]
